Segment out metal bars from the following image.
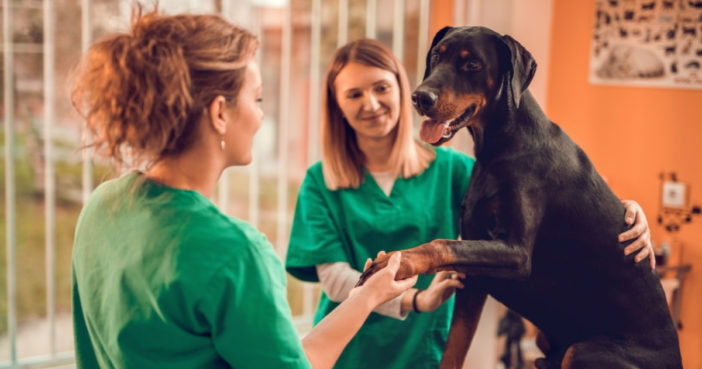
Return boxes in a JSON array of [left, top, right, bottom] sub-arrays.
[[3, 0, 18, 362], [392, 0, 405, 63], [43, 0, 57, 358], [81, 0, 92, 205], [275, 1, 292, 259]]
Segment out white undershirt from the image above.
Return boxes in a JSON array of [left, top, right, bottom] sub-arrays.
[[369, 170, 396, 196], [316, 262, 409, 320], [315, 172, 405, 319]]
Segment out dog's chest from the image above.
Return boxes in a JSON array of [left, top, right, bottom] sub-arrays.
[[459, 167, 504, 240]]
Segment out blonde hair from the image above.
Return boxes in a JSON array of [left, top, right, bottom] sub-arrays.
[[71, 5, 258, 168], [321, 38, 435, 190]]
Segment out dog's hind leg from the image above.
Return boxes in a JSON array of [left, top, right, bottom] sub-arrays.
[[439, 288, 487, 369]]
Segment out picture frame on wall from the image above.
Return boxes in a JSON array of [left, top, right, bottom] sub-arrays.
[[590, 0, 702, 89]]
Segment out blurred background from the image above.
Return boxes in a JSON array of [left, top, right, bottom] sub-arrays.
[[1, 0, 700, 368]]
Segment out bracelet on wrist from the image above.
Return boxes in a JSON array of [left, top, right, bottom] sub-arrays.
[[412, 289, 424, 313]]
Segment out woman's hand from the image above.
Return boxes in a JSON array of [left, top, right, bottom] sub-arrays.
[[619, 199, 655, 270], [415, 271, 465, 313], [350, 252, 418, 307], [305, 252, 417, 369]]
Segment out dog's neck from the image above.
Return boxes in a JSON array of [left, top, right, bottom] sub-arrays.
[[470, 90, 551, 163]]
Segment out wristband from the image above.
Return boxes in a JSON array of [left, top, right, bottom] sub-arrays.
[[412, 289, 424, 313]]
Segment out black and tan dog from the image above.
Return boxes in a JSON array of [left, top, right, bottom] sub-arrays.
[[358, 26, 682, 369]]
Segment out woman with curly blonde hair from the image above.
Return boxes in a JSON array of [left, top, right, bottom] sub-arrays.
[[71, 8, 416, 369]]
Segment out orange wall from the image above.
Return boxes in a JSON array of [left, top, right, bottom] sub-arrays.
[[547, 1, 702, 368]]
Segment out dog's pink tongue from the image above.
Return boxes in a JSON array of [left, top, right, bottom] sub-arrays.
[[420, 120, 447, 144]]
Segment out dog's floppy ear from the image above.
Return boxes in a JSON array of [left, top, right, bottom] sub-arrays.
[[423, 26, 453, 80], [498, 34, 537, 108]]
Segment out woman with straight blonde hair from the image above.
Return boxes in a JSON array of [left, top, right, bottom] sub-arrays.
[[285, 38, 655, 369], [71, 9, 418, 369], [319, 39, 435, 190]]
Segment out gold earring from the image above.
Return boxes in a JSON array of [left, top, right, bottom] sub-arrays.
[[220, 138, 226, 151]]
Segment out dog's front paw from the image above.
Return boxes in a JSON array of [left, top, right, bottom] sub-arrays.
[[355, 251, 419, 287], [355, 268, 374, 287], [355, 253, 393, 287]]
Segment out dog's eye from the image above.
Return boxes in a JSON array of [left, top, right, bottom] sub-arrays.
[[462, 60, 482, 71], [430, 53, 440, 66]]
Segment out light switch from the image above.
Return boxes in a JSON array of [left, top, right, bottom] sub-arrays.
[[662, 181, 686, 208]]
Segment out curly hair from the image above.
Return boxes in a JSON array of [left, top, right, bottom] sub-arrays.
[[71, 5, 258, 168]]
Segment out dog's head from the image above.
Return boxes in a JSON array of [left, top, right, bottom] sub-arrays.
[[413, 26, 537, 145]]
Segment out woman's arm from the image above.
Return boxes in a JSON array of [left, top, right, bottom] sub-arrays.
[[317, 262, 409, 319], [619, 199, 655, 269], [301, 253, 417, 369], [317, 262, 464, 318]]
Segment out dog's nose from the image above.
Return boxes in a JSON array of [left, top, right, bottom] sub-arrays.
[[411, 89, 438, 115]]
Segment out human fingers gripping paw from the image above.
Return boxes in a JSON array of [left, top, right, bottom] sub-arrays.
[[436, 276, 465, 295], [433, 271, 453, 282], [444, 277, 465, 290], [394, 274, 418, 292], [386, 251, 402, 272], [435, 271, 466, 281], [355, 252, 394, 287], [386, 252, 420, 291], [362, 253, 417, 304]]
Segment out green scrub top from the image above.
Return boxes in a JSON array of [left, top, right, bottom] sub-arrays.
[[72, 173, 311, 369], [286, 146, 475, 369]]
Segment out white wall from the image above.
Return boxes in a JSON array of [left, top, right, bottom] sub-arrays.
[[467, 0, 554, 109]]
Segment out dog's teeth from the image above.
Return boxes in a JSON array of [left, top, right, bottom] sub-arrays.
[[441, 122, 452, 138]]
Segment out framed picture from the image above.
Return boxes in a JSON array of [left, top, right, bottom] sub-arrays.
[[590, 0, 702, 89]]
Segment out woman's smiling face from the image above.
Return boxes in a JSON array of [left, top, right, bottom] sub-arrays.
[[334, 62, 401, 141]]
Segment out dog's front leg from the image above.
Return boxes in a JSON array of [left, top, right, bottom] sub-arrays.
[[439, 288, 487, 369], [357, 237, 533, 287], [356, 239, 463, 286], [357, 186, 546, 284]]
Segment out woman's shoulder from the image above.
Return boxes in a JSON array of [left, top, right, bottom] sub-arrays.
[[429, 146, 475, 172], [304, 161, 324, 179], [299, 161, 329, 192], [186, 208, 268, 254], [87, 172, 136, 201], [434, 145, 474, 162], [177, 210, 278, 282]]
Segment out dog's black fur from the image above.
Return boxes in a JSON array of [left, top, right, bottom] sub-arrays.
[[360, 26, 682, 369]]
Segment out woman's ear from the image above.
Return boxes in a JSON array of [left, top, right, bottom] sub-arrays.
[[208, 95, 229, 136]]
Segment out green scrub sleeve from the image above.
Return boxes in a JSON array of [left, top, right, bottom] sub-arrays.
[[206, 242, 311, 369], [286, 169, 349, 282]]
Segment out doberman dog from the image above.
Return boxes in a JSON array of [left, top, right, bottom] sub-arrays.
[[358, 26, 682, 369]]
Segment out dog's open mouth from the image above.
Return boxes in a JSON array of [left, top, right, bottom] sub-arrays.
[[419, 104, 476, 145]]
